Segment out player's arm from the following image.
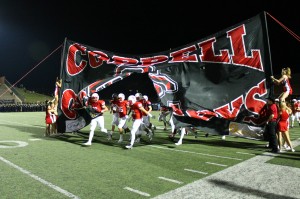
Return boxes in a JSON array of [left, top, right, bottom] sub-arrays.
[[139, 106, 153, 117], [101, 105, 109, 113]]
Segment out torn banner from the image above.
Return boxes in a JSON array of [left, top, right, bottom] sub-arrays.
[[57, 12, 272, 139]]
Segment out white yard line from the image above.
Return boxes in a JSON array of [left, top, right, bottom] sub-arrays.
[[184, 169, 208, 175], [205, 162, 227, 167], [0, 156, 80, 199], [158, 177, 183, 184], [149, 145, 243, 161], [124, 187, 151, 197], [236, 151, 256, 155]]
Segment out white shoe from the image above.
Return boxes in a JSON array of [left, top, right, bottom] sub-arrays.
[[284, 145, 291, 150], [175, 142, 182, 146], [221, 135, 226, 140], [83, 142, 91, 146], [125, 145, 133, 149], [291, 148, 295, 152]]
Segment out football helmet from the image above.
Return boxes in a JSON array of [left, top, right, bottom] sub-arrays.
[[143, 95, 148, 101], [91, 93, 99, 102], [135, 93, 143, 100], [118, 93, 125, 101], [128, 95, 136, 105], [112, 93, 118, 100]]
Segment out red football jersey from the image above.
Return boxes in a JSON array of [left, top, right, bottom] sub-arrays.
[[142, 99, 151, 116], [88, 99, 105, 114], [117, 100, 129, 118], [110, 99, 119, 113], [131, 101, 143, 119]]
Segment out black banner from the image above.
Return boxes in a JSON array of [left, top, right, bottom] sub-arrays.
[[57, 12, 272, 139]]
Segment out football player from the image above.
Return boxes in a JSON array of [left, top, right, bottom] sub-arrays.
[[125, 95, 153, 149], [109, 93, 119, 138], [83, 93, 109, 146]]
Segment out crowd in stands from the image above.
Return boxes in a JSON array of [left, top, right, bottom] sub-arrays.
[[0, 102, 48, 112]]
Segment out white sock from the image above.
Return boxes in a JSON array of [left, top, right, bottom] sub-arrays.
[[88, 131, 94, 143]]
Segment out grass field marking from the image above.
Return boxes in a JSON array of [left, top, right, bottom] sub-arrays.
[[236, 151, 256, 155], [29, 138, 42, 141], [155, 126, 164, 130], [184, 168, 208, 175], [205, 162, 227, 167], [0, 114, 43, 119], [149, 145, 243, 161], [158, 176, 184, 184], [0, 156, 80, 199], [0, 141, 28, 148], [124, 187, 151, 197], [0, 119, 44, 128]]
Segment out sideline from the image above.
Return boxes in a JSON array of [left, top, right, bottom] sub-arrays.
[[0, 119, 44, 128], [153, 139, 300, 199], [0, 156, 80, 199]]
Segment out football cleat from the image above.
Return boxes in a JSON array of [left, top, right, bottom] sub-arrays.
[[175, 142, 182, 146]]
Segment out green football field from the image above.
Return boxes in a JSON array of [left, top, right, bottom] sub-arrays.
[[0, 111, 299, 199]]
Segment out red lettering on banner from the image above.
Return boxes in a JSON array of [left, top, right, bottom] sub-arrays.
[[244, 80, 267, 114], [198, 25, 263, 71], [186, 109, 218, 121], [169, 46, 198, 63], [66, 24, 263, 75], [153, 83, 163, 97], [61, 89, 78, 119], [243, 80, 268, 125], [140, 55, 169, 66], [88, 51, 109, 68], [170, 103, 184, 116], [228, 25, 263, 71], [88, 80, 103, 94], [67, 43, 87, 76], [214, 95, 244, 119], [199, 38, 230, 63], [148, 73, 178, 93], [108, 56, 138, 66]]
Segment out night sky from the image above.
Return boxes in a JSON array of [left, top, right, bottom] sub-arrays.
[[0, 1, 299, 96]]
